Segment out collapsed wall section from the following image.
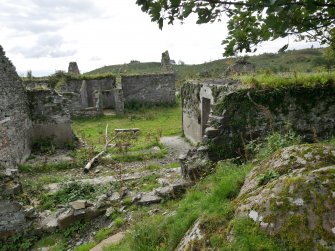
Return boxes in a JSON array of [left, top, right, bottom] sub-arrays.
[[27, 89, 74, 147], [121, 73, 176, 106]]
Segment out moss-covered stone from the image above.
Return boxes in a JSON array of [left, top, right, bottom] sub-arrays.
[[209, 84, 335, 160], [235, 144, 335, 250]]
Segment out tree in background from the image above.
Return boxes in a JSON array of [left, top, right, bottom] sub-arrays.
[[136, 0, 335, 56]]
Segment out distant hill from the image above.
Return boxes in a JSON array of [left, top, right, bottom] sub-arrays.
[[86, 47, 335, 87]]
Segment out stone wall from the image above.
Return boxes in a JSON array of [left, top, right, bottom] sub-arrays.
[[181, 79, 243, 144], [27, 89, 74, 147], [0, 46, 32, 169], [181, 79, 335, 160], [0, 46, 32, 238], [210, 84, 335, 159], [58, 77, 123, 116], [122, 73, 176, 106], [59, 77, 116, 107]]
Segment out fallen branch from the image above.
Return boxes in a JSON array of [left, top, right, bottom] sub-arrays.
[[84, 150, 106, 173], [84, 124, 117, 173]]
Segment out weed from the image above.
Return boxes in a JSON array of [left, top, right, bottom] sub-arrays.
[[40, 182, 107, 210], [32, 138, 55, 154], [258, 170, 280, 186], [249, 131, 302, 161], [95, 228, 114, 243], [0, 233, 36, 251], [62, 221, 87, 239], [106, 161, 252, 251], [73, 242, 96, 251], [114, 217, 125, 228]]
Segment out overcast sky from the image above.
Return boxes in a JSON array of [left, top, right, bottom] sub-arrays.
[[1, 0, 320, 76]]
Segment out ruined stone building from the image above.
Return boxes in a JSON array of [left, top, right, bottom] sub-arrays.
[[182, 79, 335, 160], [0, 46, 74, 237], [49, 62, 176, 117]]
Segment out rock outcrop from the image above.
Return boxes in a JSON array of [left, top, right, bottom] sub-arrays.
[[235, 144, 335, 250]]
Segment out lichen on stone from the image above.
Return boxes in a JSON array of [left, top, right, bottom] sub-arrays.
[[235, 144, 335, 250]]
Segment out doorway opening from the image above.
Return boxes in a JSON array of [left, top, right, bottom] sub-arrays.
[[201, 98, 211, 137]]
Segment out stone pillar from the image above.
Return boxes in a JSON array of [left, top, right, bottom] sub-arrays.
[[80, 80, 88, 108], [161, 50, 173, 72], [113, 88, 124, 115], [68, 62, 80, 75]]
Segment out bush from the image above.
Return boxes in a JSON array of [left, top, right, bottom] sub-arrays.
[[248, 131, 302, 160]]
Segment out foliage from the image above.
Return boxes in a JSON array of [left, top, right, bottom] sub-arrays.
[[239, 71, 335, 89], [62, 221, 87, 239], [73, 242, 96, 251], [249, 131, 302, 160], [95, 228, 114, 243], [31, 138, 55, 154], [19, 161, 75, 173], [136, 0, 335, 55], [0, 234, 36, 251], [257, 170, 280, 186], [105, 161, 252, 250], [40, 182, 107, 209], [46, 70, 116, 90], [87, 48, 335, 88]]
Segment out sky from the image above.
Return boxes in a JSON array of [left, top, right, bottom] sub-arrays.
[[1, 0, 320, 76]]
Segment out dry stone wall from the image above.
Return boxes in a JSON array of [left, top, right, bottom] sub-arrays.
[[122, 73, 176, 106]]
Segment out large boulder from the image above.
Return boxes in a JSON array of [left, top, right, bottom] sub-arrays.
[[235, 144, 335, 250]]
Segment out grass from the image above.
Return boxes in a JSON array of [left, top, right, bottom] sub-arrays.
[[19, 161, 76, 173], [72, 103, 181, 161], [239, 71, 335, 89], [86, 47, 335, 88], [104, 132, 313, 251], [105, 161, 253, 251]]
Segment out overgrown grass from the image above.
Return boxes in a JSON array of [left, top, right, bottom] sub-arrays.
[[239, 71, 335, 89], [105, 161, 253, 251], [86, 48, 335, 88], [19, 162, 76, 173], [105, 132, 310, 250], [247, 131, 302, 160], [40, 182, 109, 210], [72, 104, 181, 157]]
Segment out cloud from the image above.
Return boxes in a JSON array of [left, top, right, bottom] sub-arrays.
[[11, 34, 76, 58], [90, 56, 102, 61], [1, 0, 101, 35]]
